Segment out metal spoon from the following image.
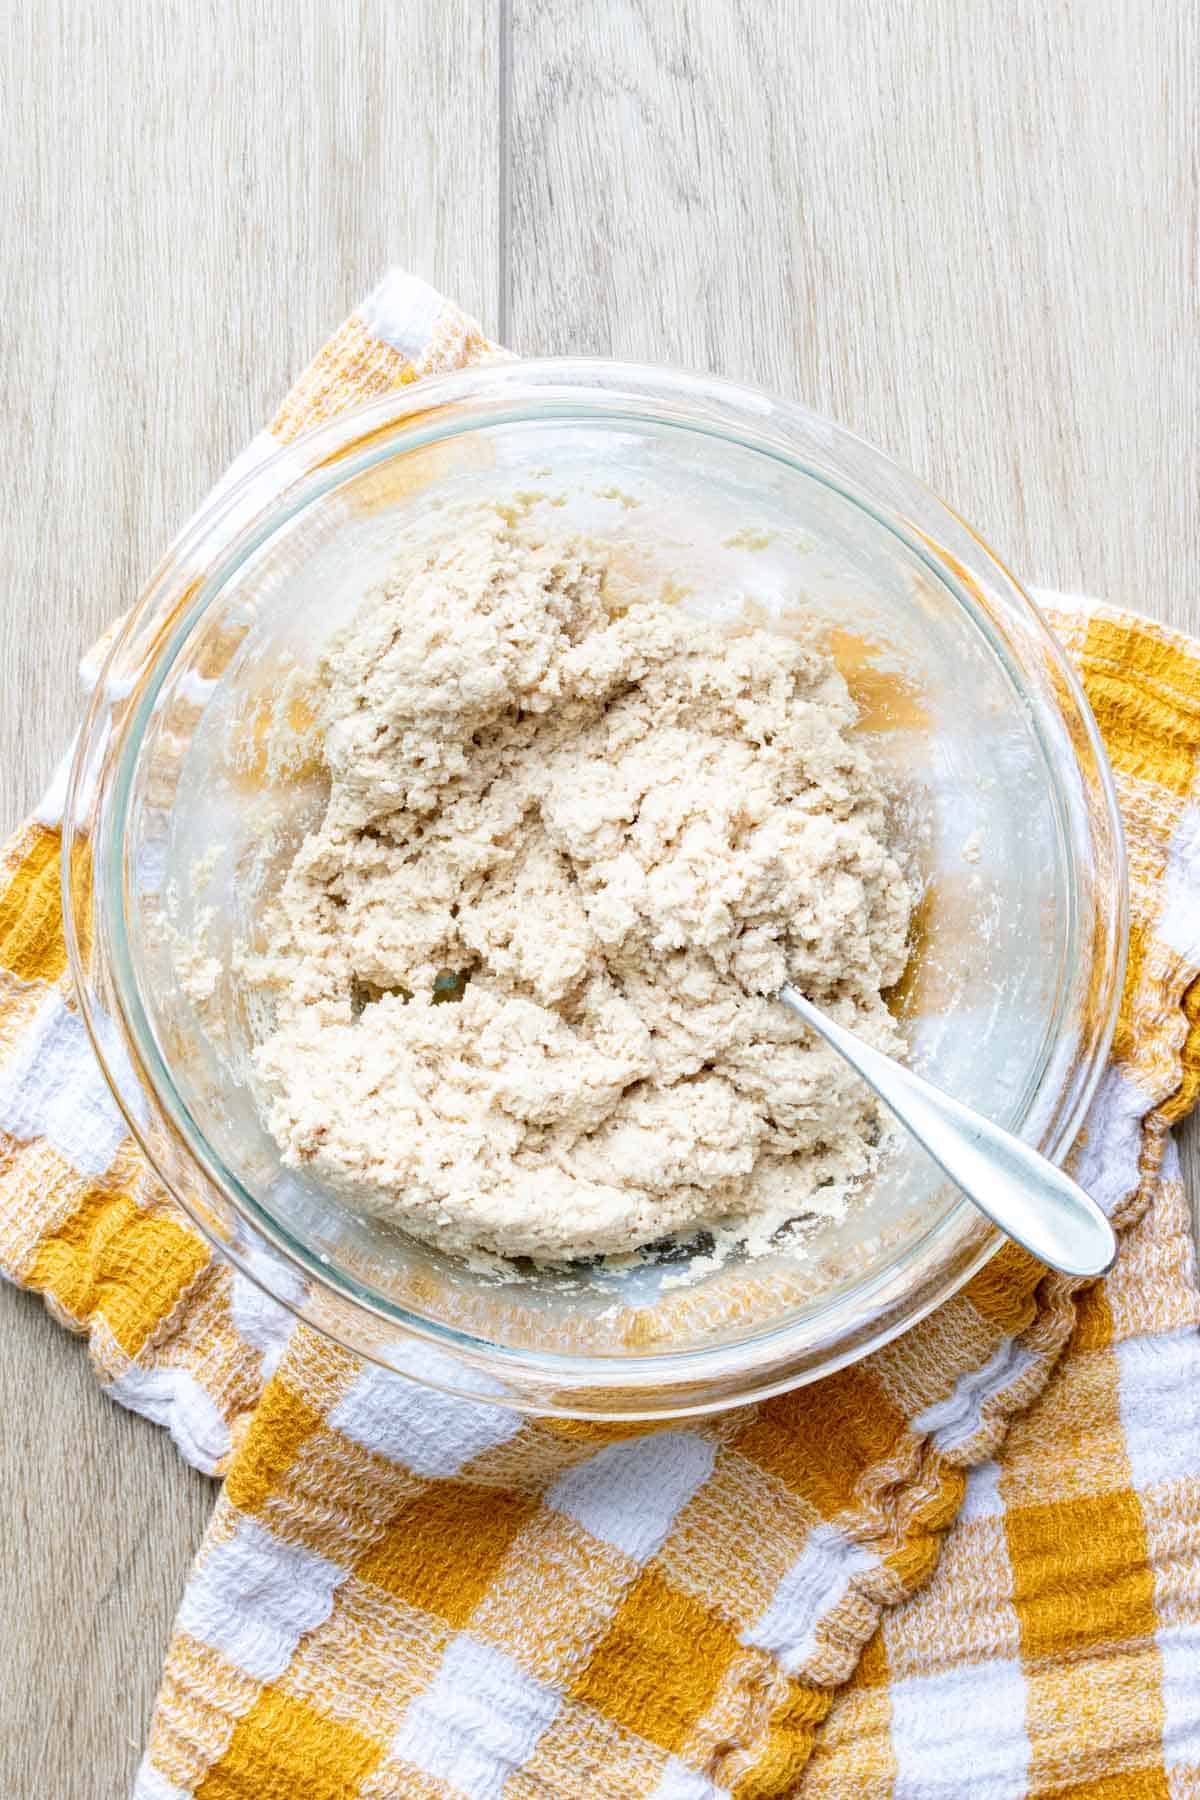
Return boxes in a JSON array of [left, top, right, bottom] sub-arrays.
[[777, 983, 1116, 1278]]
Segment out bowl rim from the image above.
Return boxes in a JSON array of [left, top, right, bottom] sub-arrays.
[[62, 356, 1129, 1414]]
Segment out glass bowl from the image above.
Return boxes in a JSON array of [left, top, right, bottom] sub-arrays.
[[64, 361, 1127, 1419]]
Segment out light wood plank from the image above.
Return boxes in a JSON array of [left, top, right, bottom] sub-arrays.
[[4, 0, 1199, 1792], [511, 0, 1199, 624], [510, 0, 1200, 1201], [0, 1286, 214, 1795], [0, 0, 500, 830], [0, 3, 498, 1794]]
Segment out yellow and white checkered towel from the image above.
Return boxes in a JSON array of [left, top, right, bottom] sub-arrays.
[[2, 272, 1199, 1799]]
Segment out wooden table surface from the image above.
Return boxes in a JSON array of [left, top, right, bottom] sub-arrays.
[[2, 3, 1197, 1793]]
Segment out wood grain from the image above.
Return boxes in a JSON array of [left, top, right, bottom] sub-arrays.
[[511, 0, 1199, 629], [2, 1, 1197, 1793], [0, 0, 499, 823], [0, 2, 497, 1794], [0, 1288, 214, 1795], [509, 0, 1200, 1214]]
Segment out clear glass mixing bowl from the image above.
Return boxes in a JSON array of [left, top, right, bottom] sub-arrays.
[[64, 361, 1127, 1418]]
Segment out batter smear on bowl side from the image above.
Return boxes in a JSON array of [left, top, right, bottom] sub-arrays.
[[247, 513, 913, 1261]]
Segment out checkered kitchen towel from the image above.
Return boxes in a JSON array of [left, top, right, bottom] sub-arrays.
[[2, 272, 1199, 1799]]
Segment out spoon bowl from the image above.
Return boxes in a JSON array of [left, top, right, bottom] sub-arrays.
[[777, 983, 1116, 1279]]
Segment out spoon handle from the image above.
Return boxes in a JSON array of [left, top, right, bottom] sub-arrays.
[[777, 984, 1115, 1279]]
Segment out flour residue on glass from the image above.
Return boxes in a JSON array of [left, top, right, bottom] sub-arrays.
[[234, 502, 914, 1269]]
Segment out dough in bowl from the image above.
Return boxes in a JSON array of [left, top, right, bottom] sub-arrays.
[[246, 512, 913, 1261]]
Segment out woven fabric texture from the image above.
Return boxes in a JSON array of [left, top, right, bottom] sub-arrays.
[[1, 272, 1198, 1799]]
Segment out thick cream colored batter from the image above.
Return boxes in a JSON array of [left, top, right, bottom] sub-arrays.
[[248, 515, 912, 1260]]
